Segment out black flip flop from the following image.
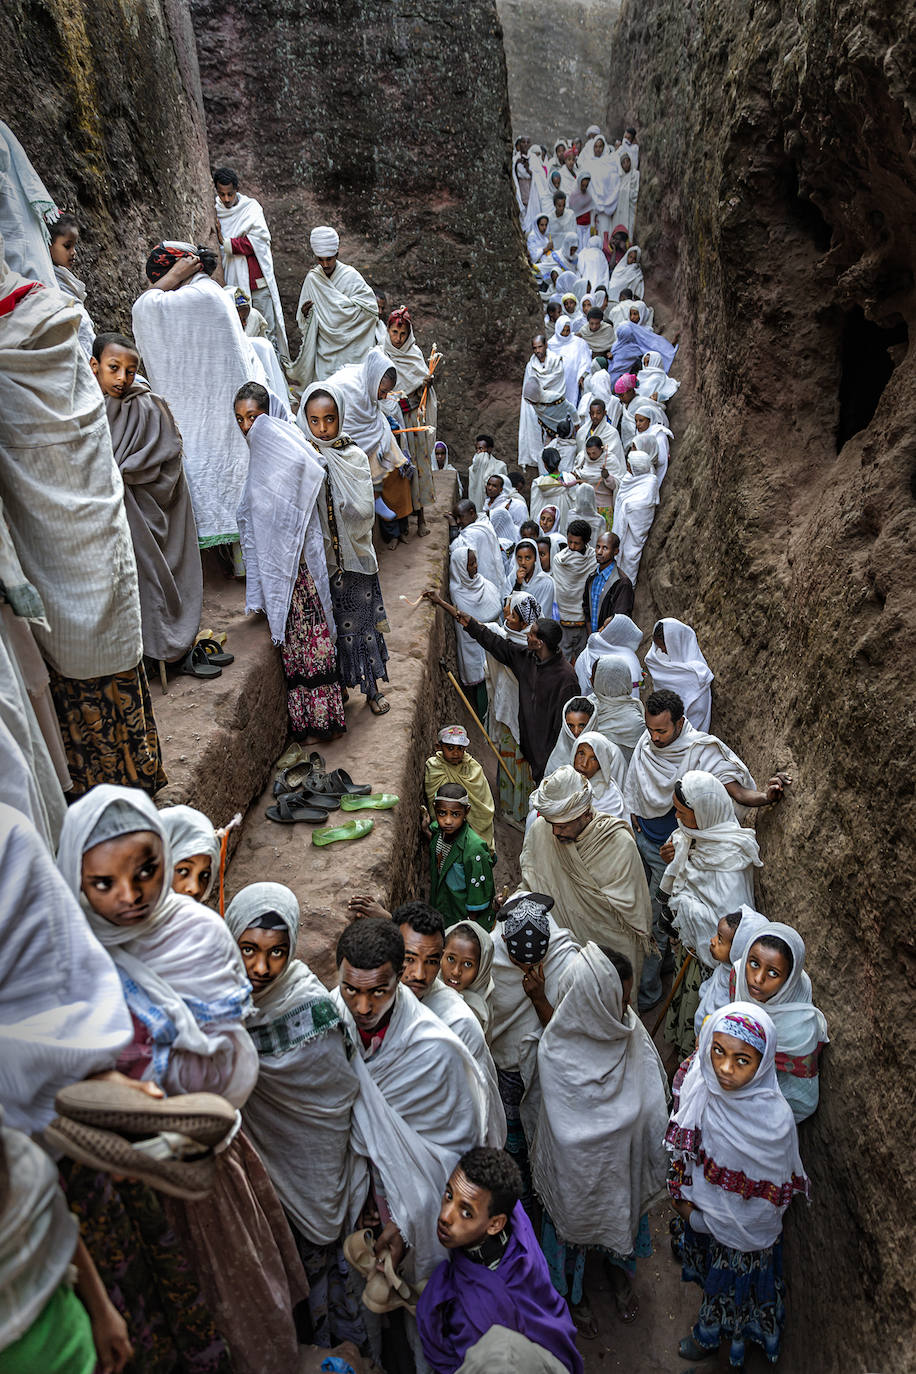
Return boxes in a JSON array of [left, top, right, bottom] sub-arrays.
[[307, 768, 372, 797], [181, 644, 222, 679], [265, 793, 329, 824], [197, 637, 235, 666]]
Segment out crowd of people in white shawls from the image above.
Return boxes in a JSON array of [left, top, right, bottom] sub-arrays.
[[0, 104, 827, 1374]]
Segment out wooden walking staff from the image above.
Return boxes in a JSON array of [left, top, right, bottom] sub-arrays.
[[651, 950, 693, 1038], [418, 343, 442, 423], [439, 658, 520, 790]]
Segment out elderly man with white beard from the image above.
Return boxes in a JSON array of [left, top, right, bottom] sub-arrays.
[[519, 765, 652, 992], [287, 225, 379, 387]]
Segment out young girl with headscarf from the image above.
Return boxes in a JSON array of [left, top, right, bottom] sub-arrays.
[[159, 802, 221, 903], [440, 920, 496, 1037], [693, 906, 770, 1040], [299, 380, 392, 716], [56, 785, 308, 1374], [571, 730, 627, 819], [666, 1003, 809, 1368], [506, 537, 557, 621], [608, 245, 645, 302], [729, 923, 829, 1123]]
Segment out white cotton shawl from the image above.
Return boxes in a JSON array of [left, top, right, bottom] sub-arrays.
[[530, 479, 573, 533], [570, 483, 606, 546], [659, 771, 762, 966], [615, 160, 640, 240], [484, 620, 525, 742], [0, 123, 56, 286], [216, 191, 289, 354], [573, 731, 627, 818], [612, 453, 659, 583], [132, 272, 269, 545], [446, 921, 495, 1038], [462, 515, 506, 594], [624, 720, 755, 820], [381, 320, 431, 394], [694, 907, 770, 1037], [450, 538, 503, 683], [468, 452, 508, 513], [57, 786, 256, 1104], [583, 369, 624, 428], [0, 804, 131, 1135], [251, 334, 292, 405], [225, 883, 366, 1245], [577, 242, 610, 293], [237, 413, 333, 644], [324, 346, 399, 460], [645, 618, 714, 732], [547, 318, 592, 405], [52, 263, 95, 357], [666, 1002, 809, 1251], [331, 983, 487, 1282], [298, 380, 378, 576], [423, 981, 506, 1148], [550, 543, 597, 619], [526, 945, 669, 1251], [158, 804, 220, 903], [0, 615, 66, 849], [506, 540, 555, 619], [608, 247, 644, 302], [289, 257, 379, 385], [638, 349, 680, 401], [589, 654, 647, 759], [580, 141, 621, 217], [576, 618, 643, 697], [489, 911, 581, 1071], [543, 692, 596, 776], [524, 350, 567, 405], [732, 923, 828, 1096]]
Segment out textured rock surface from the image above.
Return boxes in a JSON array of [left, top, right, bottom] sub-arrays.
[[497, 0, 621, 144], [606, 2, 916, 1367], [0, 0, 217, 325], [189, 0, 540, 462]]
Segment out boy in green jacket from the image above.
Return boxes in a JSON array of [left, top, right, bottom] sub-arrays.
[[424, 782, 495, 930]]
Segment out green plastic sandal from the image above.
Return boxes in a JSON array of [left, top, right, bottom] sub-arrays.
[[311, 817, 374, 846], [339, 793, 399, 811]]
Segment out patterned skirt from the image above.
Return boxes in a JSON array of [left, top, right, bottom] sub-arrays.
[[494, 721, 534, 823], [61, 1162, 230, 1373], [541, 1212, 653, 1306], [47, 661, 166, 797], [281, 565, 346, 740], [677, 1222, 786, 1366], [293, 1229, 370, 1353], [330, 571, 390, 696]]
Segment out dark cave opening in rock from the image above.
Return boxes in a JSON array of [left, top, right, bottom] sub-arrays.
[[836, 305, 908, 451], [779, 158, 833, 253]]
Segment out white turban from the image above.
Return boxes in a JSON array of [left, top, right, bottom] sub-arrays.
[[531, 765, 593, 822], [310, 225, 340, 256]]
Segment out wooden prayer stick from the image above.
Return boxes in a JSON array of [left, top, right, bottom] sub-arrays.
[[441, 664, 519, 789], [651, 950, 693, 1038], [391, 425, 434, 435]]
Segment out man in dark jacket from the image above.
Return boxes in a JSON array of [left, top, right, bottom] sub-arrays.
[[582, 531, 634, 629]]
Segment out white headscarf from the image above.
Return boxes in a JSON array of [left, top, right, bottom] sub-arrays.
[[731, 923, 829, 1076], [158, 804, 221, 903], [543, 694, 597, 776], [608, 246, 644, 301], [570, 482, 605, 545], [550, 538, 598, 619], [529, 764, 593, 821], [576, 615, 643, 696], [660, 771, 762, 964], [324, 346, 398, 457], [381, 313, 430, 394], [450, 537, 503, 620], [57, 786, 254, 1100], [665, 1002, 809, 1251], [589, 653, 647, 756], [446, 921, 495, 1037], [645, 619, 714, 732], [577, 240, 610, 293], [694, 906, 770, 1037], [571, 730, 627, 818], [224, 883, 366, 1244], [506, 538, 555, 616], [528, 944, 669, 1252], [298, 380, 378, 576], [638, 349, 680, 401]]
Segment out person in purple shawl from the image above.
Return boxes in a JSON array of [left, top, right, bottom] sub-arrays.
[[607, 320, 678, 386], [417, 1147, 583, 1374]]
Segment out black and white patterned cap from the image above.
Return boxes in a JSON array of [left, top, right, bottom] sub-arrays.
[[499, 891, 555, 964]]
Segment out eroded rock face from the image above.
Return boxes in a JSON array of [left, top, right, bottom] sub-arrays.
[[0, 0, 217, 323], [497, 0, 621, 145], [606, 2, 916, 1365], [189, 0, 540, 462]]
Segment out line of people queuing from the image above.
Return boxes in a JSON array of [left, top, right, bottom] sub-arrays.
[[0, 116, 828, 1374]]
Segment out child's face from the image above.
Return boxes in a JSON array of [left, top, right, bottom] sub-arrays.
[[566, 709, 591, 739], [234, 398, 266, 436], [589, 403, 604, 426], [465, 548, 478, 579], [573, 741, 600, 779], [673, 792, 698, 830], [50, 227, 78, 269], [437, 1168, 506, 1250], [441, 742, 466, 766], [627, 249, 638, 264], [441, 932, 481, 992], [172, 852, 213, 902], [629, 307, 642, 323], [709, 916, 736, 965], [504, 604, 524, 632], [237, 926, 290, 994], [90, 344, 139, 399], [81, 831, 164, 925], [745, 941, 792, 1003], [304, 395, 340, 441], [710, 1031, 762, 1091], [516, 545, 536, 580], [566, 533, 587, 554], [586, 443, 603, 467], [539, 509, 555, 532], [538, 540, 551, 571], [434, 800, 468, 836]]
